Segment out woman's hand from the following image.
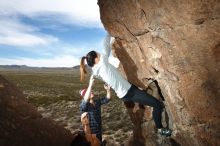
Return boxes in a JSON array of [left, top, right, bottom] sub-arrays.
[[104, 83, 111, 91], [104, 83, 111, 100]]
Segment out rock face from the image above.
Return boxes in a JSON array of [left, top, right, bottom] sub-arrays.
[[98, 0, 220, 146], [0, 75, 73, 146]]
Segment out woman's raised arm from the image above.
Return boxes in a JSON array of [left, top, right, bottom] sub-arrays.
[[102, 33, 111, 57]]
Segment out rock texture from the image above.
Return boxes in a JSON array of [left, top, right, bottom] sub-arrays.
[[0, 75, 73, 146], [98, 0, 220, 146]]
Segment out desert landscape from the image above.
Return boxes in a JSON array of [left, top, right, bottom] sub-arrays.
[[0, 66, 133, 144]]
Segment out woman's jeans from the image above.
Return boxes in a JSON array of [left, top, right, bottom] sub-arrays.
[[122, 84, 163, 128]]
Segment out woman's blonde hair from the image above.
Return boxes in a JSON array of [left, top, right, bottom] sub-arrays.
[[80, 56, 87, 81], [80, 51, 97, 81]]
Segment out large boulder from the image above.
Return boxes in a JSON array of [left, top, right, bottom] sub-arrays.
[[0, 75, 73, 146], [98, 0, 220, 145]]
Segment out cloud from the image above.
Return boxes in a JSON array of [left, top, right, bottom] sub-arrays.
[[0, 0, 103, 46], [0, 55, 80, 67], [0, 17, 58, 46], [0, 0, 106, 67], [0, 0, 102, 28]]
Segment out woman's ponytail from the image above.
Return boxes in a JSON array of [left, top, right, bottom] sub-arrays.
[[80, 56, 87, 81], [80, 51, 97, 81]]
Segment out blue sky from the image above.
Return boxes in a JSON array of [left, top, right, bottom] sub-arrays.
[[0, 0, 115, 67]]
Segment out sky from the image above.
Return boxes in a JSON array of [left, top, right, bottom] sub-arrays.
[[0, 0, 119, 67]]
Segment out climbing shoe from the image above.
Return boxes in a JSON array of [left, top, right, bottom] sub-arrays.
[[159, 128, 172, 137]]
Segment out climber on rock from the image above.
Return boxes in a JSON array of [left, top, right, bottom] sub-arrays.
[[79, 75, 111, 145], [80, 33, 172, 137]]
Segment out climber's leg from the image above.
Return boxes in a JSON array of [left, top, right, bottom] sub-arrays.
[[122, 84, 172, 136], [122, 84, 163, 128]]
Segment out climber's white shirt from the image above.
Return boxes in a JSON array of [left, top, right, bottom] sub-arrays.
[[92, 34, 131, 98], [92, 54, 131, 98]]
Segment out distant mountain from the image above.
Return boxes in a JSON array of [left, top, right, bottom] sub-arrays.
[[0, 65, 80, 69], [72, 65, 80, 69], [0, 65, 92, 73], [72, 65, 91, 72], [0, 65, 29, 69]]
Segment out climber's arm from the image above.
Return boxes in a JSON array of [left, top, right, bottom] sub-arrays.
[[102, 33, 112, 58], [83, 75, 94, 102]]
